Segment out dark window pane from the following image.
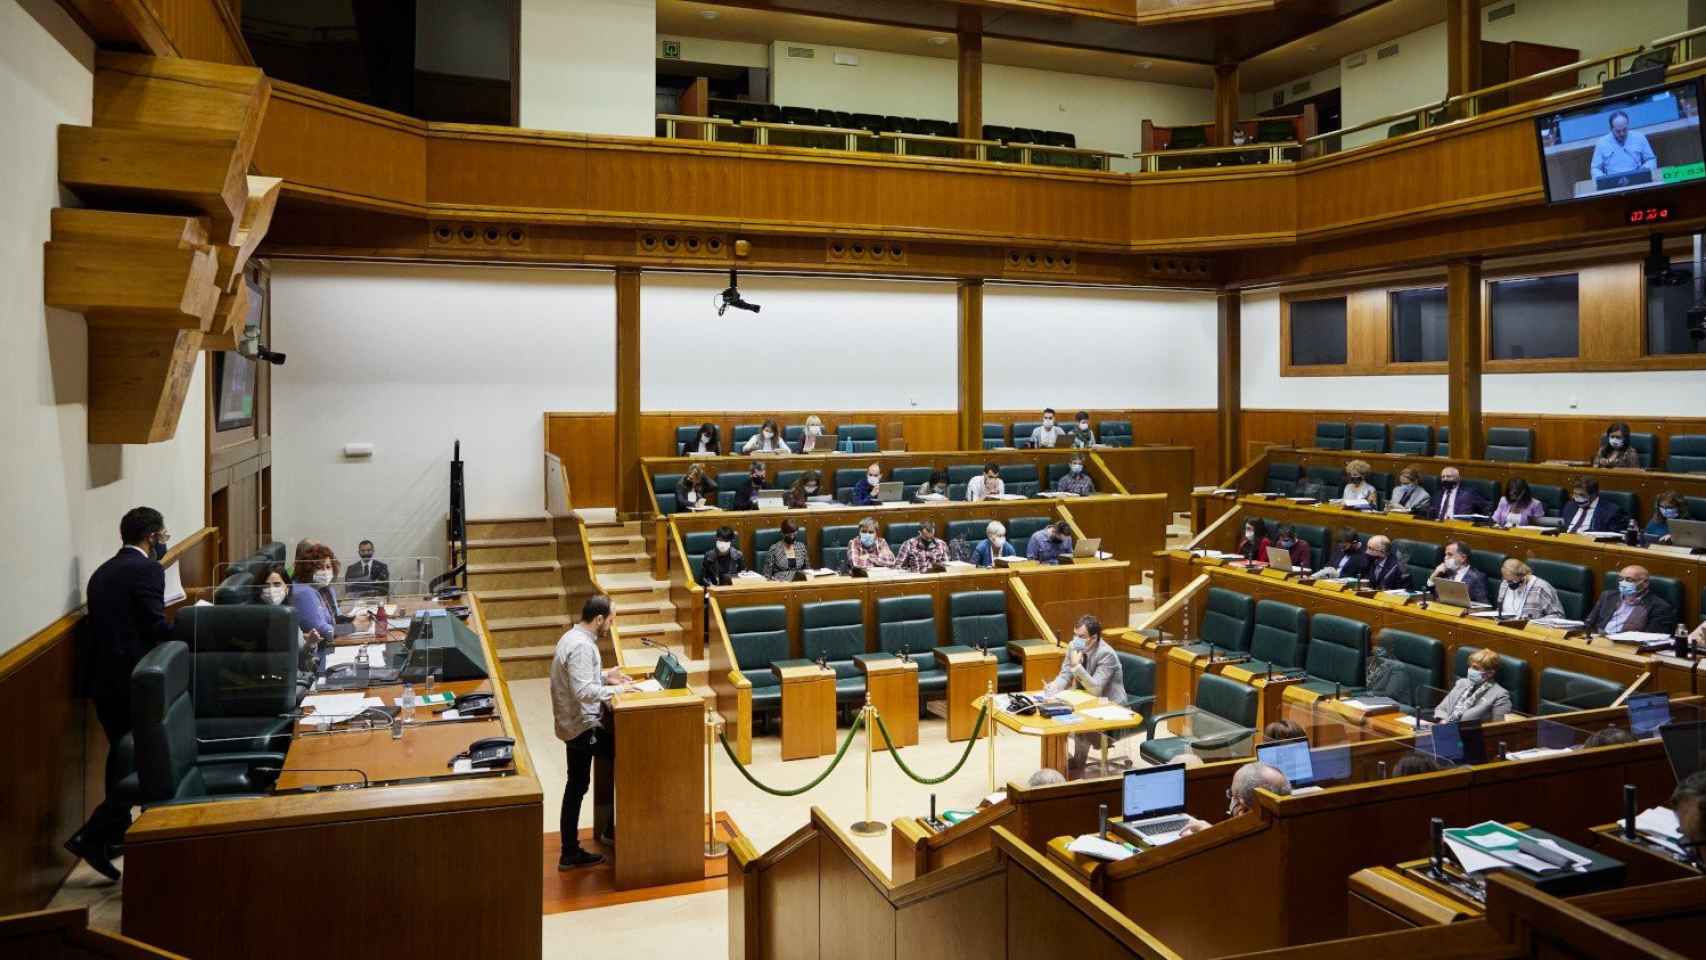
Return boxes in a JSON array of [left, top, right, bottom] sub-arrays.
[[1390, 287, 1448, 363], [1290, 297, 1348, 366], [1489, 275, 1579, 360], [1648, 265, 1706, 355]]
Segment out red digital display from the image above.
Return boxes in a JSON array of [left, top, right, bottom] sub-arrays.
[[1629, 205, 1673, 225]]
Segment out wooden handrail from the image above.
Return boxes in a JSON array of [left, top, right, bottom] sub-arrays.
[[1088, 451, 1129, 495], [1444, 46, 1645, 108], [1130, 141, 1300, 159], [1139, 572, 1207, 633], [1008, 577, 1060, 645], [1483, 871, 1693, 960]]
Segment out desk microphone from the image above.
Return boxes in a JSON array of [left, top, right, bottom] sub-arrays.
[[1624, 784, 1638, 840], [639, 636, 669, 651], [256, 766, 370, 789], [1098, 803, 1108, 838], [1429, 816, 1446, 879], [1377, 760, 1388, 780]]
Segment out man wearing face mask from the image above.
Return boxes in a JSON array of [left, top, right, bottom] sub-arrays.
[[896, 519, 949, 573], [1025, 520, 1075, 564], [847, 517, 897, 571], [344, 539, 391, 597], [1388, 467, 1431, 513], [1560, 476, 1628, 534], [1432, 466, 1488, 521], [699, 526, 745, 586], [1427, 540, 1489, 603], [1433, 648, 1512, 723], [851, 463, 885, 506], [1271, 523, 1311, 568], [67, 507, 175, 881], [1043, 616, 1123, 776], [1029, 408, 1064, 449], [733, 461, 770, 511], [761, 520, 808, 581], [1054, 453, 1096, 495], [1180, 762, 1292, 836], [1361, 535, 1411, 590], [1584, 564, 1677, 636], [973, 520, 1017, 567], [1316, 532, 1369, 580], [1069, 412, 1097, 449]]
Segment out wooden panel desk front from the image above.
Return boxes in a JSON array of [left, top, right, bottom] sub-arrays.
[[943, 649, 996, 742], [1346, 862, 1485, 934], [609, 688, 705, 889], [982, 695, 1144, 775], [860, 657, 918, 750], [1587, 822, 1703, 887], [776, 662, 837, 760]]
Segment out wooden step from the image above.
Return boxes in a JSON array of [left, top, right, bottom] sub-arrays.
[[611, 596, 675, 624], [589, 551, 651, 573], [466, 560, 560, 590], [496, 645, 554, 681], [467, 514, 551, 539], [475, 586, 568, 618], [596, 572, 672, 595], [587, 530, 646, 549], [466, 536, 555, 563], [487, 614, 573, 649]]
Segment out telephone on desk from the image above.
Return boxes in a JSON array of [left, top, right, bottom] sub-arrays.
[[453, 692, 495, 716], [451, 736, 515, 770]]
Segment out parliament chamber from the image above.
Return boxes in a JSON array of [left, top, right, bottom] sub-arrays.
[[10, 0, 1706, 958]]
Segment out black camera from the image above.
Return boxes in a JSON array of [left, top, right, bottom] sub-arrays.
[[717, 269, 761, 316]]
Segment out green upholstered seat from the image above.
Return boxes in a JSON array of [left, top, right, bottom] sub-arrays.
[[1392, 539, 1438, 593], [1264, 463, 1301, 495], [820, 524, 860, 572], [1313, 422, 1349, 450], [1599, 490, 1637, 524], [1193, 587, 1255, 655], [1688, 496, 1706, 521], [839, 424, 878, 453], [1528, 558, 1594, 620], [1351, 422, 1388, 452], [1537, 667, 1622, 715], [1373, 629, 1445, 708], [132, 641, 282, 803], [1115, 652, 1155, 718], [775, 470, 806, 491], [1628, 433, 1656, 469], [1600, 570, 1682, 616], [1012, 421, 1042, 448], [213, 569, 257, 605], [878, 595, 944, 696], [1098, 421, 1132, 447], [982, 423, 1008, 447], [949, 591, 1022, 690], [724, 605, 790, 712], [801, 600, 868, 703], [177, 605, 300, 754], [1293, 524, 1329, 562], [999, 464, 1040, 496], [683, 530, 718, 581], [892, 467, 933, 487], [1392, 424, 1432, 456], [1168, 125, 1209, 148], [1466, 548, 1506, 582], [1305, 465, 1343, 490], [754, 527, 785, 555], [674, 426, 700, 455], [1530, 484, 1564, 516], [947, 465, 983, 485], [1006, 516, 1051, 545], [1453, 646, 1531, 713], [1244, 600, 1307, 674], [886, 522, 921, 550], [1140, 673, 1257, 764], [1045, 463, 1071, 485], [654, 472, 684, 514], [946, 519, 992, 545], [1668, 435, 1706, 473], [1462, 478, 1498, 505], [1301, 613, 1369, 696], [1366, 472, 1392, 498], [1485, 427, 1534, 463], [730, 424, 761, 447]]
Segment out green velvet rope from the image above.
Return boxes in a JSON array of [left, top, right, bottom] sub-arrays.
[[874, 700, 989, 786], [717, 713, 864, 797]]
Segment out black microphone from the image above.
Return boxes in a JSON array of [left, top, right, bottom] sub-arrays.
[[256, 766, 370, 789], [1430, 816, 1446, 878], [1624, 784, 1638, 839]]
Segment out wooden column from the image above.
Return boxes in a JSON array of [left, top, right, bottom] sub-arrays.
[[1447, 258, 1485, 461], [1446, 0, 1482, 116], [1213, 63, 1240, 146], [957, 280, 985, 451], [957, 7, 982, 154], [614, 268, 642, 516], [1216, 290, 1242, 480]]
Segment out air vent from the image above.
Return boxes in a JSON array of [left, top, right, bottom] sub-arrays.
[[1290, 79, 1312, 96], [1487, 3, 1516, 22], [786, 46, 815, 59], [1346, 52, 1368, 69], [1377, 43, 1400, 61]]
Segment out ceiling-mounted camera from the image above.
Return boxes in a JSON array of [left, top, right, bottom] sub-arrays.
[[717, 269, 761, 316]]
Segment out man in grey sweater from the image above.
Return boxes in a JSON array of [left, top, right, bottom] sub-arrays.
[[1044, 614, 1124, 777]]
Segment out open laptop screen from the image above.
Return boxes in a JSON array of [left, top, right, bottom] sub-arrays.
[[1256, 738, 1314, 787], [1122, 763, 1186, 819], [1628, 692, 1672, 738]]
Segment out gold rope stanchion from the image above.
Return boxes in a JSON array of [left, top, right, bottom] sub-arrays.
[[985, 680, 997, 794], [704, 707, 728, 858], [851, 694, 885, 837]]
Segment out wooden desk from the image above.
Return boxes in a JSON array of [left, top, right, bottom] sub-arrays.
[[860, 656, 918, 750], [982, 694, 1144, 775], [942, 648, 997, 742], [276, 717, 507, 789], [1346, 863, 1483, 933], [1587, 822, 1702, 886], [608, 688, 705, 889], [776, 661, 837, 760]]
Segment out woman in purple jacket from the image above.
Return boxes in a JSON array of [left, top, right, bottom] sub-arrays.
[[1491, 477, 1546, 529]]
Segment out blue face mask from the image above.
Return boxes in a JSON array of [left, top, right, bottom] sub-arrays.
[[1467, 668, 1488, 684], [1068, 637, 1086, 652], [1662, 507, 1681, 519], [1618, 578, 1639, 598], [860, 533, 876, 547]]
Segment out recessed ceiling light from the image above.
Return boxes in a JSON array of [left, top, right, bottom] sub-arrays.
[[927, 35, 951, 46], [699, 9, 719, 19]]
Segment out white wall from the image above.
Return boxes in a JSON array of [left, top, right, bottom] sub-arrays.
[[660, 34, 767, 69], [640, 273, 958, 410], [0, 0, 206, 652], [984, 285, 1218, 409], [1240, 290, 1706, 417], [1339, 20, 1448, 149], [519, 0, 655, 136], [268, 262, 615, 566], [1244, 63, 1340, 118]]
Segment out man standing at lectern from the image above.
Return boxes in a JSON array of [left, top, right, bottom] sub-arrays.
[[1590, 110, 1658, 180], [551, 594, 633, 869]]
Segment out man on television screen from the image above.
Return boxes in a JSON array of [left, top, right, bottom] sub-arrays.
[[1591, 110, 1658, 180]]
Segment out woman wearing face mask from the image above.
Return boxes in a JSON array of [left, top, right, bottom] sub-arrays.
[[973, 520, 1017, 568], [850, 463, 885, 506], [1271, 523, 1310, 568], [1491, 477, 1545, 529], [1237, 517, 1272, 565], [1069, 412, 1097, 449], [1495, 558, 1565, 620], [285, 550, 338, 642], [761, 520, 808, 581], [1055, 453, 1096, 495], [741, 418, 788, 454], [676, 463, 716, 512], [1388, 467, 1431, 513], [912, 469, 951, 501], [785, 469, 825, 508], [1592, 421, 1640, 469], [1340, 460, 1379, 508], [1646, 490, 1686, 543], [733, 460, 770, 511], [262, 564, 322, 677], [1433, 648, 1512, 723], [847, 517, 896, 571], [689, 422, 720, 456], [797, 415, 826, 453], [698, 526, 744, 586]]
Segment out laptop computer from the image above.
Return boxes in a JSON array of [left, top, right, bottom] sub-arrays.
[[1660, 720, 1706, 783], [1627, 692, 1672, 739], [1264, 545, 1294, 572], [754, 491, 786, 510], [1111, 764, 1192, 844], [1417, 719, 1487, 765], [1071, 537, 1101, 558], [1669, 517, 1706, 552], [1256, 737, 1314, 786], [1434, 577, 1491, 610], [876, 481, 904, 503]]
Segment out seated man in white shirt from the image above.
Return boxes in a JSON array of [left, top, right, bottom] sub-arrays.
[[1029, 408, 1065, 448], [965, 462, 1005, 502]]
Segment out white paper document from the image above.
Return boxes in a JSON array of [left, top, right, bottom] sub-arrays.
[[162, 562, 186, 605], [1082, 705, 1134, 722], [631, 679, 663, 693], [325, 644, 391, 668], [1067, 834, 1133, 861]]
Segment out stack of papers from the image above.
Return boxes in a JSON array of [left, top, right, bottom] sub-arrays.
[[1067, 834, 1134, 861], [1634, 806, 1691, 857], [1444, 821, 1590, 874], [1531, 617, 1585, 630], [1082, 705, 1134, 722], [299, 693, 384, 728], [1610, 631, 1673, 651], [630, 678, 663, 693], [1507, 746, 1575, 761], [325, 644, 390, 668]]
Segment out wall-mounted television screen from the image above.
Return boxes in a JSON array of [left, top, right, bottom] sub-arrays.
[[1536, 78, 1706, 204], [214, 351, 256, 431]]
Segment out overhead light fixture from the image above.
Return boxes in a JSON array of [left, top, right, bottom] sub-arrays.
[[699, 9, 719, 19], [927, 35, 951, 46]]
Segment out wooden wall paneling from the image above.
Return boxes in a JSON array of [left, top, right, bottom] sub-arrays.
[[816, 816, 898, 960], [1448, 258, 1485, 461], [0, 613, 86, 916], [1446, 0, 1483, 102], [1217, 291, 1240, 485], [1577, 260, 1644, 366], [62, 0, 253, 66], [758, 832, 822, 960], [544, 414, 617, 508], [254, 84, 428, 215], [1347, 287, 1389, 372], [957, 7, 982, 149], [1093, 446, 1193, 514], [958, 280, 984, 451], [895, 870, 1006, 960], [614, 268, 642, 516]]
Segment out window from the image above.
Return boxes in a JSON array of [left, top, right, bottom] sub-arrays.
[[1489, 275, 1579, 360], [1389, 287, 1448, 363], [1647, 264, 1706, 355], [1288, 297, 1348, 366]]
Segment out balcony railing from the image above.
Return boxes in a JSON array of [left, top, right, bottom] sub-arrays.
[[656, 114, 1125, 171]]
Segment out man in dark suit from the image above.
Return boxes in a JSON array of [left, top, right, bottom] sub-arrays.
[[1560, 477, 1629, 535], [66, 507, 174, 881], [1432, 466, 1489, 521], [1584, 565, 1677, 635], [1428, 540, 1490, 604], [343, 539, 391, 597], [1362, 536, 1412, 591]]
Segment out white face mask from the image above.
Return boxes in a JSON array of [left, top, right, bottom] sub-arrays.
[[716, 541, 731, 554], [1078, 422, 1089, 432], [867, 474, 881, 485], [312, 569, 333, 587], [263, 584, 288, 605], [1042, 418, 1055, 427], [1609, 436, 1625, 449], [762, 429, 773, 438], [1069, 463, 1083, 474], [807, 424, 821, 436], [991, 536, 1006, 549], [1443, 555, 1461, 572]]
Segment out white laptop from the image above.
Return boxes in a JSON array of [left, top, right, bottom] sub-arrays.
[[1111, 763, 1193, 846], [1264, 545, 1294, 572], [754, 491, 786, 510], [1434, 577, 1490, 610], [876, 481, 905, 503]]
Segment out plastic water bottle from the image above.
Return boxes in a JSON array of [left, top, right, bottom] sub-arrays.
[[401, 683, 416, 725]]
